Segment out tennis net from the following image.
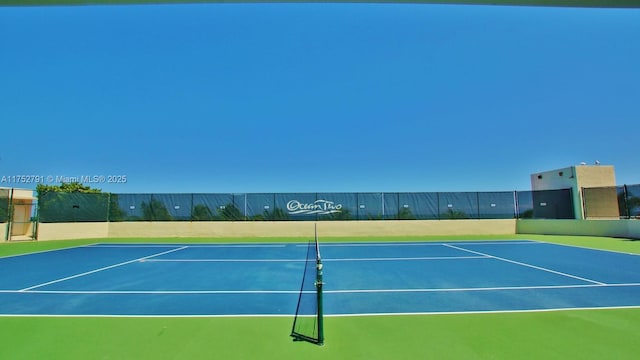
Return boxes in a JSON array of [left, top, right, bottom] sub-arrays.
[[290, 223, 324, 345]]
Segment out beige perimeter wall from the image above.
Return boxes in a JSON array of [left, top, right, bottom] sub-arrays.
[[35, 219, 517, 241], [29, 219, 640, 241], [37, 222, 109, 241]]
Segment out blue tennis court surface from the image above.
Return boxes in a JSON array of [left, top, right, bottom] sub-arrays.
[[0, 240, 638, 316]]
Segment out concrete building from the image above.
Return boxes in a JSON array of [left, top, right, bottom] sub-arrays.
[[530, 163, 617, 220]]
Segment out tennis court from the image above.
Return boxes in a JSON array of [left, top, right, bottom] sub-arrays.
[[1, 239, 638, 317]]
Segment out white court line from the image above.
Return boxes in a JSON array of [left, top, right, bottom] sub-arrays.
[[145, 258, 306, 263], [323, 256, 488, 262], [2, 305, 639, 318], [18, 246, 189, 292], [326, 305, 640, 318], [2, 289, 305, 294], [144, 255, 487, 263], [457, 241, 542, 246], [443, 243, 607, 285], [316, 240, 537, 248], [0, 314, 298, 318], [3, 283, 638, 295], [90, 244, 287, 248], [324, 283, 640, 294], [88, 245, 186, 248], [187, 244, 289, 248]]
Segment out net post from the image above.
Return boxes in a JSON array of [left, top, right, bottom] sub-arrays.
[[316, 257, 324, 345], [315, 221, 324, 345]]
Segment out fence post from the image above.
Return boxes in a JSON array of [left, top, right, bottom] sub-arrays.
[[190, 193, 194, 221], [106, 192, 111, 222], [569, 188, 576, 219], [581, 187, 587, 219], [4, 188, 13, 241], [622, 184, 630, 219], [33, 199, 39, 240]]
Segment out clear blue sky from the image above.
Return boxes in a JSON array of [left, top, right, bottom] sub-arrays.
[[1, 3, 639, 194]]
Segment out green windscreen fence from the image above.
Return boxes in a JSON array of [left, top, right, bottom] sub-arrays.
[[36, 186, 640, 222], [626, 184, 640, 218], [0, 188, 10, 222], [614, 184, 640, 218], [516, 188, 574, 219], [109, 193, 244, 221], [478, 192, 517, 219], [38, 192, 109, 223]]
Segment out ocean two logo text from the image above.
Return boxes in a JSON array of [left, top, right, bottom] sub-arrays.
[[286, 200, 342, 215]]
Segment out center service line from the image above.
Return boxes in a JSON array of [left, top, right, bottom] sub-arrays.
[[19, 246, 189, 292], [442, 243, 606, 285]]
